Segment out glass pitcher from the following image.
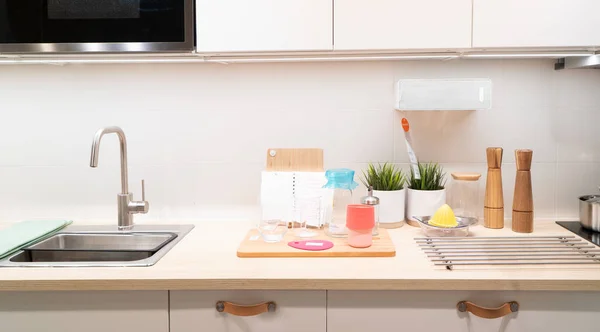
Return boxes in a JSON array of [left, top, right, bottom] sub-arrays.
[[323, 168, 358, 238]]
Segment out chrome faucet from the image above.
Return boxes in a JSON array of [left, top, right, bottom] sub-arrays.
[[90, 126, 149, 230]]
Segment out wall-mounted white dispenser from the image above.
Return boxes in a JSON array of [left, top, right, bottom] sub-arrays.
[[394, 79, 492, 111]]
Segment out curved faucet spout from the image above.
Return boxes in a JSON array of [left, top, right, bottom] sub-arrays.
[[90, 126, 129, 194]]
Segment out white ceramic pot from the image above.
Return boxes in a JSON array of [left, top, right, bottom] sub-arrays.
[[373, 188, 406, 228], [406, 188, 446, 226]]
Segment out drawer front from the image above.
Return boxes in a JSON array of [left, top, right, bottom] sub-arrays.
[[328, 291, 600, 332], [170, 290, 326, 332], [0, 291, 169, 332]]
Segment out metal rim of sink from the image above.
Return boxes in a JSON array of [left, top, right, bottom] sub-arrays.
[[24, 232, 178, 253], [0, 224, 195, 268]]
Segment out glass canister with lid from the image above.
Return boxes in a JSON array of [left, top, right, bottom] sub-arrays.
[[449, 172, 482, 222], [323, 168, 358, 238]]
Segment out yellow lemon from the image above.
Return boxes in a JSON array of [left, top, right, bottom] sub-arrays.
[[429, 204, 458, 228]]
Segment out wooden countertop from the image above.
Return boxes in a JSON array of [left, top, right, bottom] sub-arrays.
[[1, 220, 600, 292]]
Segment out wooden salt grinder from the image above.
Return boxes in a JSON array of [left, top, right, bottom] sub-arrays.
[[512, 149, 534, 233], [484, 147, 504, 229]]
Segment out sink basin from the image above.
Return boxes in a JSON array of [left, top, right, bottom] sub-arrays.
[[27, 233, 176, 251], [0, 224, 194, 267], [12, 232, 176, 263]]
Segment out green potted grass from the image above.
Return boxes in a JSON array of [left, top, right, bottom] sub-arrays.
[[361, 163, 407, 228], [406, 162, 447, 227]]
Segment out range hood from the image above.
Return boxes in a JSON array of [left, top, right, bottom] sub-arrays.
[[556, 55, 600, 69]]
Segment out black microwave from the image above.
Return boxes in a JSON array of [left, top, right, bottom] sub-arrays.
[[0, 0, 194, 53]]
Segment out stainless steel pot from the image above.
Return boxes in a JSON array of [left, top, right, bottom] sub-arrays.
[[579, 195, 600, 232]]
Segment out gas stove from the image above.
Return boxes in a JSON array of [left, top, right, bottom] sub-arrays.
[[557, 221, 600, 247]]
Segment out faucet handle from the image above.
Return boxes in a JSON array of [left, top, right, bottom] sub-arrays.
[[142, 179, 146, 201], [129, 179, 149, 214]]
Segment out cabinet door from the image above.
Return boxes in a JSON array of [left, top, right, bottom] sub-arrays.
[[473, 0, 600, 47], [334, 0, 472, 50], [170, 290, 326, 332], [328, 291, 600, 332], [0, 291, 168, 332], [196, 0, 333, 53]]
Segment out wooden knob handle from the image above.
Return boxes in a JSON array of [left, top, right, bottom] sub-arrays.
[[486, 147, 503, 169], [216, 301, 276, 316], [457, 301, 519, 319], [515, 149, 533, 171]]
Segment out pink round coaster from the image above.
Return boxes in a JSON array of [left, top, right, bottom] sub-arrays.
[[288, 240, 334, 251]]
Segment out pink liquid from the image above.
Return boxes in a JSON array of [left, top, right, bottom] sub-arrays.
[[348, 228, 373, 248]]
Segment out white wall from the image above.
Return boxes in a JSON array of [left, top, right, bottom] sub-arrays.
[[0, 59, 598, 223]]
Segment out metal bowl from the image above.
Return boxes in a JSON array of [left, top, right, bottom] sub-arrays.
[[413, 216, 478, 237]]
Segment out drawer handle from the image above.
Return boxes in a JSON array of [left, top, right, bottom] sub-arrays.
[[215, 301, 276, 316], [457, 301, 519, 319]]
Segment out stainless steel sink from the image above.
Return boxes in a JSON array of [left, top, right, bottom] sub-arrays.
[[0, 224, 194, 267]]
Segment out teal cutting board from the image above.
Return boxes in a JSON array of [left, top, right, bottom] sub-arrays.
[[0, 220, 72, 260]]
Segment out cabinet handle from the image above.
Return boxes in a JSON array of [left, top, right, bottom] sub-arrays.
[[215, 301, 276, 316], [457, 301, 519, 319]]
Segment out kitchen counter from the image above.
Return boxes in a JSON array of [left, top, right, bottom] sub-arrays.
[[1, 221, 599, 292]]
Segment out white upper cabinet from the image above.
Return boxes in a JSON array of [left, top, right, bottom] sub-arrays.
[[196, 0, 333, 53], [473, 0, 600, 48], [333, 0, 472, 51]]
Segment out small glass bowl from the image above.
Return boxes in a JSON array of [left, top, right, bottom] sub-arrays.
[[258, 219, 288, 243], [414, 216, 478, 237]]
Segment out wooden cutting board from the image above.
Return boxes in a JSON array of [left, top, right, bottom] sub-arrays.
[[237, 228, 396, 258], [265, 148, 324, 172]]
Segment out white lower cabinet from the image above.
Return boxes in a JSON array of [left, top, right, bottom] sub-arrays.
[[170, 290, 326, 332], [328, 291, 600, 332], [3, 289, 595, 332], [0, 291, 169, 332]]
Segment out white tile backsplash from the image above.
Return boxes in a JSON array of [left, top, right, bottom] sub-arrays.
[[502, 162, 557, 219], [554, 106, 600, 163], [556, 163, 600, 219], [0, 59, 598, 222], [552, 69, 600, 109]]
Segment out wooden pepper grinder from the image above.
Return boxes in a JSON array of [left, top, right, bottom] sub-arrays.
[[484, 147, 504, 229], [512, 149, 534, 233]]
